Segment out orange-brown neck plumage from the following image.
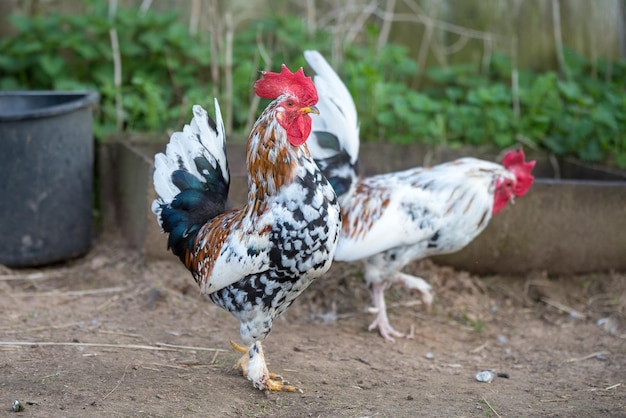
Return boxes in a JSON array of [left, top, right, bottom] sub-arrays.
[[245, 100, 307, 206]]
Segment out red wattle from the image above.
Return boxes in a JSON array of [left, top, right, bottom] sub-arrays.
[[286, 115, 311, 147]]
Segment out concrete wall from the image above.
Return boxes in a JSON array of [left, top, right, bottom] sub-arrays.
[[99, 139, 626, 275], [357, 144, 626, 274]]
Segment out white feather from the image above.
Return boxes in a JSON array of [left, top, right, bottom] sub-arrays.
[[334, 158, 514, 261], [152, 99, 228, 226], [304, 50, 359, 165]]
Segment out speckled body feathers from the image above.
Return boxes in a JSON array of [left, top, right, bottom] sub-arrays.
[[335, 159, 514, 265]]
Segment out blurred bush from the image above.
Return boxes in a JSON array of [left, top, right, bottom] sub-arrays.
[[0, 3, 624, 167]]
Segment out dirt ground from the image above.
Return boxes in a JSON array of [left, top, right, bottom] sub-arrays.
[[1, 236, 624, 418]]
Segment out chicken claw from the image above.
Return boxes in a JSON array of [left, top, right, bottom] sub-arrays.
[[368, 282, 406, 341], [368, 310, 405, 342], [230, 340, 302, 393]]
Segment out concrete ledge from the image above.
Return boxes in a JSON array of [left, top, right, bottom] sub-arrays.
[[435, 178, 626, 274], [98, 135, 171, 262], [99, 138, 626, 274], [358, 144, 626, 275]]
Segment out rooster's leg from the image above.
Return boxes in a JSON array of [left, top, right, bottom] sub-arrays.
[[231, 341, 284, 381], [367, 282, 405, 342], [231, 340, 250, 375], [393, 272, 433, 312], [230, 340, 302, 393]]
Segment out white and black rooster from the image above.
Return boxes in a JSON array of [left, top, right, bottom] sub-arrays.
[[304, 50, 535, 341], [152, 65, 341, 390]]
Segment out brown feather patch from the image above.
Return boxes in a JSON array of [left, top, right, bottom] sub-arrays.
[[191, 209, 243, 289], [341, 181, 391, 241], [246, 113, 299, 204]]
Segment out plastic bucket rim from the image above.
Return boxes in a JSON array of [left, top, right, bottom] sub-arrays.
[[0, 90, 100, 121]]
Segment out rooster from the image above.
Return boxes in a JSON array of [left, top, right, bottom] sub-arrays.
[[152, 65, 342, 391], [304, 50, 535, 341]]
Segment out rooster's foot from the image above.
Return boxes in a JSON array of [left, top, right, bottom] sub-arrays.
[[368, 315, 405, 342], [230, 340, 302, 393]]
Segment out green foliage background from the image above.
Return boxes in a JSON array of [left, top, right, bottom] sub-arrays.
[[0, 4, 624, 167]]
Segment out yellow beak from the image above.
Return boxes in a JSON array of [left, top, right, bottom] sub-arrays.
[[300, 105, 319, 115]]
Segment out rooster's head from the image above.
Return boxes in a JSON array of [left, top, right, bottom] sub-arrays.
[[493, 148, 536, 214], [503, 148, 536, 197], [254, 65, 319, 146]]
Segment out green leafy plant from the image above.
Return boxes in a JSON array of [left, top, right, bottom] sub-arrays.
[[0, 3, 213, 138], [337, 41, 625, 168], [1, 6, 624, 168]]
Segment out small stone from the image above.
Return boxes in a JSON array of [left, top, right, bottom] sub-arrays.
[[597, 317, 619, 335], [12, 400, 24, 412], [569, 310, 583, 319], [425, 352, 434, 359], [475, 370, 494, 383]]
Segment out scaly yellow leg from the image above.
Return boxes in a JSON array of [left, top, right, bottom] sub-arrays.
[[230, 340, 250, 377], [230, 340, 248, 353]]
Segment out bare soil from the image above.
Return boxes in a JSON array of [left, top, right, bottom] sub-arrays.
[[1, 236, 625, 417]]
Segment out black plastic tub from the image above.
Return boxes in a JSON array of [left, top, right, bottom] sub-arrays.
[[0, 91, 99, 267]]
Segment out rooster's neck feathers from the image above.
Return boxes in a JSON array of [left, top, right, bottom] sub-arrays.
[[246, 101, 306, 203]]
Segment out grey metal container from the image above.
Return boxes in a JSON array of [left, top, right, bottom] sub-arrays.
[[0, 90, 99, 267]]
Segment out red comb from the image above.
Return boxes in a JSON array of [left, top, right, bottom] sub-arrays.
[[254, 65, 318, 105], [503, 148, 536, 197], [503, 148, 525, 167]]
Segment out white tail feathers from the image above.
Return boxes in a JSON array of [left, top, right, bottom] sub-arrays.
[[152, 99, 228, 225], [304, 50, 360, 164]]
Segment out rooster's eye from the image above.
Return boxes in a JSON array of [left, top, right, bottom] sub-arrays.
[[285, 100, 295, 107]]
